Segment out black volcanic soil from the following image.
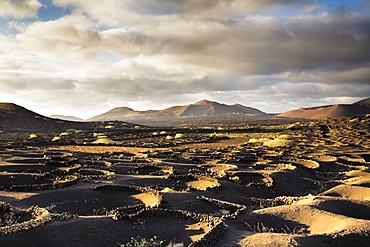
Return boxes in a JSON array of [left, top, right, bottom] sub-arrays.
[[0, 115, 370, 246]]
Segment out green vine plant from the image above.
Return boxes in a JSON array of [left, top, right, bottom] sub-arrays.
[[119, 236, 164, 247], [92, 207, 110, 216], [44, 203, 57, 211], [118, 236, 184, 247]]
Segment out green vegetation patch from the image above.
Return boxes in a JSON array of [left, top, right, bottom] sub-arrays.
[[28, 134, 37, 139], [51, 136, 61, 142], [92, 138, 117, 145], [263, 138, 297, 148], [120, 236, 165, 247], [174, 133, 186, 139]]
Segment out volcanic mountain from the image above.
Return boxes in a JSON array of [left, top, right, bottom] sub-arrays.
[[355, 97, 370, 107], [0, 103, 93, 132], [87, 100, 266, 122], [278, 97, 370, 119]]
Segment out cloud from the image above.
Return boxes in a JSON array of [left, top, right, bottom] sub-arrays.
[[2, 4, 369, 77], [0, 0, 369, 118], [53, 0, 134, 26], [0, 71, 75, 92], [0, 0, 41, 19], [280, 67, 370, 84], [0, 61, 367, 118], [0, 14, 100, 61], [171, 13, 370, 75], [53, 0, 320, 25]]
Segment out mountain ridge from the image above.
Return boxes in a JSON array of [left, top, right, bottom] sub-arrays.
[[0, 103, 94, 132], [354, 97, 370, 107], [278, 97, 370, 119], [2, 97, 369, 131], [87, 99, 265, 121]]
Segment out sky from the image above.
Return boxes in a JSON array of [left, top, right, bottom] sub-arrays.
[[0, 0, 369, 119]]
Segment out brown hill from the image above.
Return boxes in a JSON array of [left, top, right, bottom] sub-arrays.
[[354, 97, 370, 107], [278, 97, 370, 119], [87, 100, 265, 122], [0, 103, 94, 132]]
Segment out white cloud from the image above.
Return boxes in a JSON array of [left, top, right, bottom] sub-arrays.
[[0, 14, 100, 62], [53, 0, 320, 25], [0, 0, 41, 19], [53, 0, 135, 26], [2, 6, 368, 76], [0, 1, 369, 118]]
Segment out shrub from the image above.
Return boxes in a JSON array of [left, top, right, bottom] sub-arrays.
[[120, 236, 164, 247], [93, 138, 117, 144], [105, 125, 115, 129], [166, 135, 174, 140], [152, 132, 159, 136], [209, 132, 217, 137], [159, 131, 167, 135], [174, 133, 185, 139], [51, 137, 61, 142], [29, 134, 37, 139], [230, 176, 242, 184], [161, 187, 175, 192], [263, 139, 296, 147]]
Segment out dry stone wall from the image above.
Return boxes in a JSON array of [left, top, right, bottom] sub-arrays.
[[9, 175, 79, 192], [198, 196, 248, 219], [0, 204, 50, 236]]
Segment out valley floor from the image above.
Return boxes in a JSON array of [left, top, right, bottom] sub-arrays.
[[0, 115, 369, 246]]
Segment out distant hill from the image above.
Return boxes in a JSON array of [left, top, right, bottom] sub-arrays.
[[49, 115, 84, 121], [278, 97, 370, 119], [354, 97, 370, 107], [87, 100, 266, 122], [0, 103, 95, 132]]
